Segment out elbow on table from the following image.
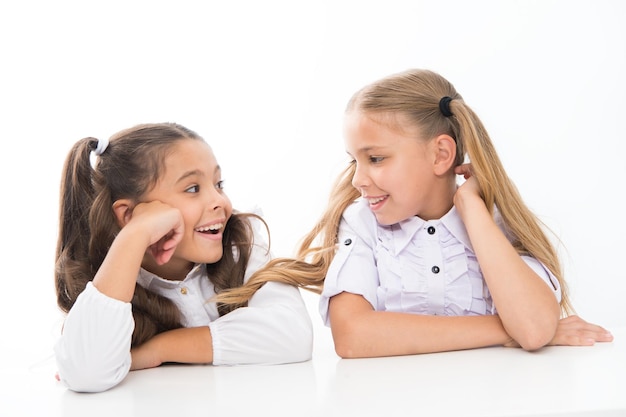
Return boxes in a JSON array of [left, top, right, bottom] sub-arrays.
[[331, 323, 369, 359], [334, 339, 360, 359], [57, 361, 128, 393], [55, 343, 130, 393], [287, 317, 315, 363], [328, 307, 377, 359], [269, 306, 314, 364], [515, 318, 558, 352]]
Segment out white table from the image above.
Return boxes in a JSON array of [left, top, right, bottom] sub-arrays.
[[3, 325, 624, 417]]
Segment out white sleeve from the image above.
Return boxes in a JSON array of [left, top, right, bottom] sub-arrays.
[[208, 217, 313, 365], [54, 282, 134, 393], [521, 255, 562, 303], [319, 204, 380, 326], [209, 282, 313, 365]]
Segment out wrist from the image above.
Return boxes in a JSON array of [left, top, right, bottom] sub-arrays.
[[454, 190, 486, 219], [130, 338, 164, 370], [118, 221, 153, 250]]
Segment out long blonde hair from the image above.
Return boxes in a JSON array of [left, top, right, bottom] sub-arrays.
[[216, 69, 574, 316]]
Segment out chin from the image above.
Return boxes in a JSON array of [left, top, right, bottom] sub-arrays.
[[374, 214, 400, 226], [206, 254, 224, 264], [195, 248, 224, 265]]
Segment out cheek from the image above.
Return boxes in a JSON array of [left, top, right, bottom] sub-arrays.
[[223, 197, 233, 217]]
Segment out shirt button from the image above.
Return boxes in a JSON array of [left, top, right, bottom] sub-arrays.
[[427, 226, 436, 235], [431, 266, 440, 274], [180, 287, 188, 295], [344, 238, 352, 246]]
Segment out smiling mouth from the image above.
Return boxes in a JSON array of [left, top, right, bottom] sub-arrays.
[[367, 196, 387, 205], [195, 223, 224, 235]]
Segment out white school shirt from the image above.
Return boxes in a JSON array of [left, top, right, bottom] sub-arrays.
[[54, 219, 313, 393], [319, 199, 561, 325]]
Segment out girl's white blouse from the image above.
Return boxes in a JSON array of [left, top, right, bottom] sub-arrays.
[[319, 199, 561, 325], [54, 218, 313, 393]]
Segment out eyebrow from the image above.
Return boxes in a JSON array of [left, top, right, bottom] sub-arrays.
[[346, 146, 386, 157], [176, 165, 221, 184]]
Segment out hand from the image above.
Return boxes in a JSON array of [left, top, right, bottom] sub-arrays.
[[127, 201, 184, 265], [548, 315, 614, 346], [454, 163, 473, 179], [502, 315, 614, 348], [453, 163, 481, 204], [453, 171, 485, 217], [130, 339, 163, 371]]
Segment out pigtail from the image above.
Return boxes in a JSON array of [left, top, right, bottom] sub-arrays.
[[451, 101, 574, 315], [55, 138, 99, 312], [206, 213, 254, 315], [130, 288, 183, 346], [450, 102, 506, 216]]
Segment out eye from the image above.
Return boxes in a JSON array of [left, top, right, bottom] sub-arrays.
[[215, 180, 225, 190], [185, 185, 200, 193], [369, 156, 384, 163]]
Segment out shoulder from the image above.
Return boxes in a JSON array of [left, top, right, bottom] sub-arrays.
[[341, 199, 378, 235]]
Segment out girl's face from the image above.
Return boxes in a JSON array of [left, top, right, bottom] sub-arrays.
[[142, 139, 232, 275], [344, 111, 441, 225]]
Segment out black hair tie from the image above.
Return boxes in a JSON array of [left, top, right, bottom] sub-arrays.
[[439, 96, 453, 117]]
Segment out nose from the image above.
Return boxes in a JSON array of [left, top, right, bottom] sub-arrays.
[[206, 186, 229, 212], [351, 162, 368, 190]]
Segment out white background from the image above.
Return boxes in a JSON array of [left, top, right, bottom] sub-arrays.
[[1, 0, 624, 371]]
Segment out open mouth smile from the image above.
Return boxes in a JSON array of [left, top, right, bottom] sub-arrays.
[[195, 223, 224, 235], [367, 196, 387, 205]]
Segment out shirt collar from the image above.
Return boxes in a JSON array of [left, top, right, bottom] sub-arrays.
[[380, 206, 474, 255], [137, 263, 204, 291]]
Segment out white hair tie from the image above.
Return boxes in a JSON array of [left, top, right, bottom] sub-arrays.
[[94, 137, 109, 156]]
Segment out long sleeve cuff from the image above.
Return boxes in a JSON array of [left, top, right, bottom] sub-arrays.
[[54, 282, 134, 392]]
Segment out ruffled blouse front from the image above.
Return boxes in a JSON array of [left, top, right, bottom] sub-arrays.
[[319, 199, 561, 325]]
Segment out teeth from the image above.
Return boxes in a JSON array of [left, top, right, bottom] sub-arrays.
[[196, 223, 223, 232], [368, 196, 386, 204]]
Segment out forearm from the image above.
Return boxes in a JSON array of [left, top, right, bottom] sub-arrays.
[[329, 293, 511, 358], [131, 327, 213, 370], [338, 314, 510, 358], [456, 196, 559, 349], [93, 226, 149, 302]]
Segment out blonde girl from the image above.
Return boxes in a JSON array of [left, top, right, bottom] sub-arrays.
[[218, 69, 612, 357], [54, 123, 312, 392]]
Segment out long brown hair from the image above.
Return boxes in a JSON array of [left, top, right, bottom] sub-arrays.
[[55, 123, 260, 346], [216, 69, 574, 317]]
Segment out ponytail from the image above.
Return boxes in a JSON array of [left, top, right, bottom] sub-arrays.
[[55, 137, 98, 312], [451, 101, 573, 315]]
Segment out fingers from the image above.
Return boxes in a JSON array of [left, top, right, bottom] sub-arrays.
[[149, 232, 180, 265], [561, 315, 612, 335], [556, 334, 597, 346], [454, 163, 473, 179], [129, 201, 184, 263], [551, 315, 614, 346]]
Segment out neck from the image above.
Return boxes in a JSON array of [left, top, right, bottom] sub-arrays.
[[418, 176, 457, 221]]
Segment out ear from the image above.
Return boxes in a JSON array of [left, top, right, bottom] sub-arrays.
[[432, 134, 457, 176], [112, 199, 134, 228]]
